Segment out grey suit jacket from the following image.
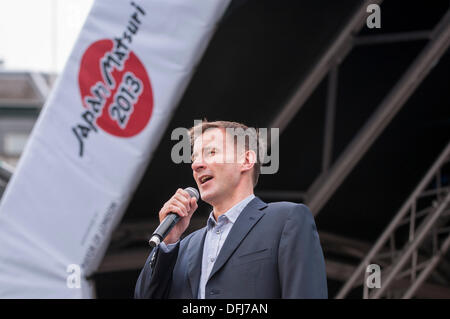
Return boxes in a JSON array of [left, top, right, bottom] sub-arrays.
[[134, 196, 328, 298]]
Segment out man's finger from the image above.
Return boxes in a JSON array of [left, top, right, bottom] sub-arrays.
[[188, 197, 198, 215], [168, 204, 186, 218], [176, 188, 191, 201], [173, 193, 190, 207]]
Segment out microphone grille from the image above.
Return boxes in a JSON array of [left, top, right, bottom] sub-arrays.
[[184, 187, 200, 201]]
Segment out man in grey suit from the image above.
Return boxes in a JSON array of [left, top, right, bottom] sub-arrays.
[[135, 120, 327, 299]]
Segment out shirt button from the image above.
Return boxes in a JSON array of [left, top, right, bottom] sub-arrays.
[[210, 257, 215, 262], [216, 230, 220, 234]]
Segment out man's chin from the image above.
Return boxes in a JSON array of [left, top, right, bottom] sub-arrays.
[[199, 189, 217, 205], [199, 191, 212, 203]]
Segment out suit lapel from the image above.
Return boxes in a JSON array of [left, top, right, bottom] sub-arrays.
[[207, 197, 268, 282], [187, 227, 207, 298]]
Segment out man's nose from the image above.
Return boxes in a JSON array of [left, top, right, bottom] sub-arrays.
[[191, 156, 206, 172]]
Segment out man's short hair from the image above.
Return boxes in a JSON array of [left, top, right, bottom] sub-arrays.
[[188, 120, 265, 187]]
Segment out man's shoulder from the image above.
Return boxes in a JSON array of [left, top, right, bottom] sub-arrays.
[[265, 200, 311, 213], [262, 200, 314, 222], [248, 199, 317, 241]]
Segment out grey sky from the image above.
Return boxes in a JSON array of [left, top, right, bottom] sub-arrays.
[[0, 0, 93, 73]]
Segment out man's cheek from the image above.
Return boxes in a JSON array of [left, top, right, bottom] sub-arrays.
[[215, 152, 228, 164]]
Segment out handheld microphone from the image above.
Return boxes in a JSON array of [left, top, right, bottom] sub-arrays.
[[148, 187, 199, 248]]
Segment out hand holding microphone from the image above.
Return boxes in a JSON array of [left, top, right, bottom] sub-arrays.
[[148, 187, 199, 247]]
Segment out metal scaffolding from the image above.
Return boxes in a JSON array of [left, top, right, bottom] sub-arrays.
[[307, 9, 450, 215], [336, 141, 450, 299], [269, 0, 383, 134], [266, 8, 450, 218]]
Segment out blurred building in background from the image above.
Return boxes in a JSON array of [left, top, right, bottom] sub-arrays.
[[0, 70, 56, 198], [0, 71, 56, 167]]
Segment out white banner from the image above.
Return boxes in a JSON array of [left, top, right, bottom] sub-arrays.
[[0, 0, 231, 298]]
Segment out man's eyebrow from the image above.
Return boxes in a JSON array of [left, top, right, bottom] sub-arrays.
[[191, 146, 215, 161]]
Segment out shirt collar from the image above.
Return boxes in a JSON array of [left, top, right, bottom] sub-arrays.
[[206, 194, 255, 231]]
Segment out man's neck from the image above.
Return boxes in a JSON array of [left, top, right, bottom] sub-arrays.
[[212, 190, 254, 221]]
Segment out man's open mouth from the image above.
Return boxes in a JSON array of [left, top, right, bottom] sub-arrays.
[[199, 175, 213, 185]]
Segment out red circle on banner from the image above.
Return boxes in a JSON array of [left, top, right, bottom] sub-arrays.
[[78, 39, 153, 137]]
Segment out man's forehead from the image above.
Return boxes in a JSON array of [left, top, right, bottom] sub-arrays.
[[193, 128, 230, 149]]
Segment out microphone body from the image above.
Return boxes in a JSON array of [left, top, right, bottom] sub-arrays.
[[148, 187, 199, 248]]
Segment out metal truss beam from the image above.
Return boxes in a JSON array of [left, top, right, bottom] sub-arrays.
[[336, 141, 450, 299], [325, 258, 450, 298], [354, 30, 432, 46], [402, 233, 450, 298], [321, 230, 450, 287], [371, 191, 450, 298], [306, 9, 450, 215], [269, 0, 383, 133]]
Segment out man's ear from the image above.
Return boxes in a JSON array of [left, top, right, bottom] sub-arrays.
[[241, 150, 256, 173]]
